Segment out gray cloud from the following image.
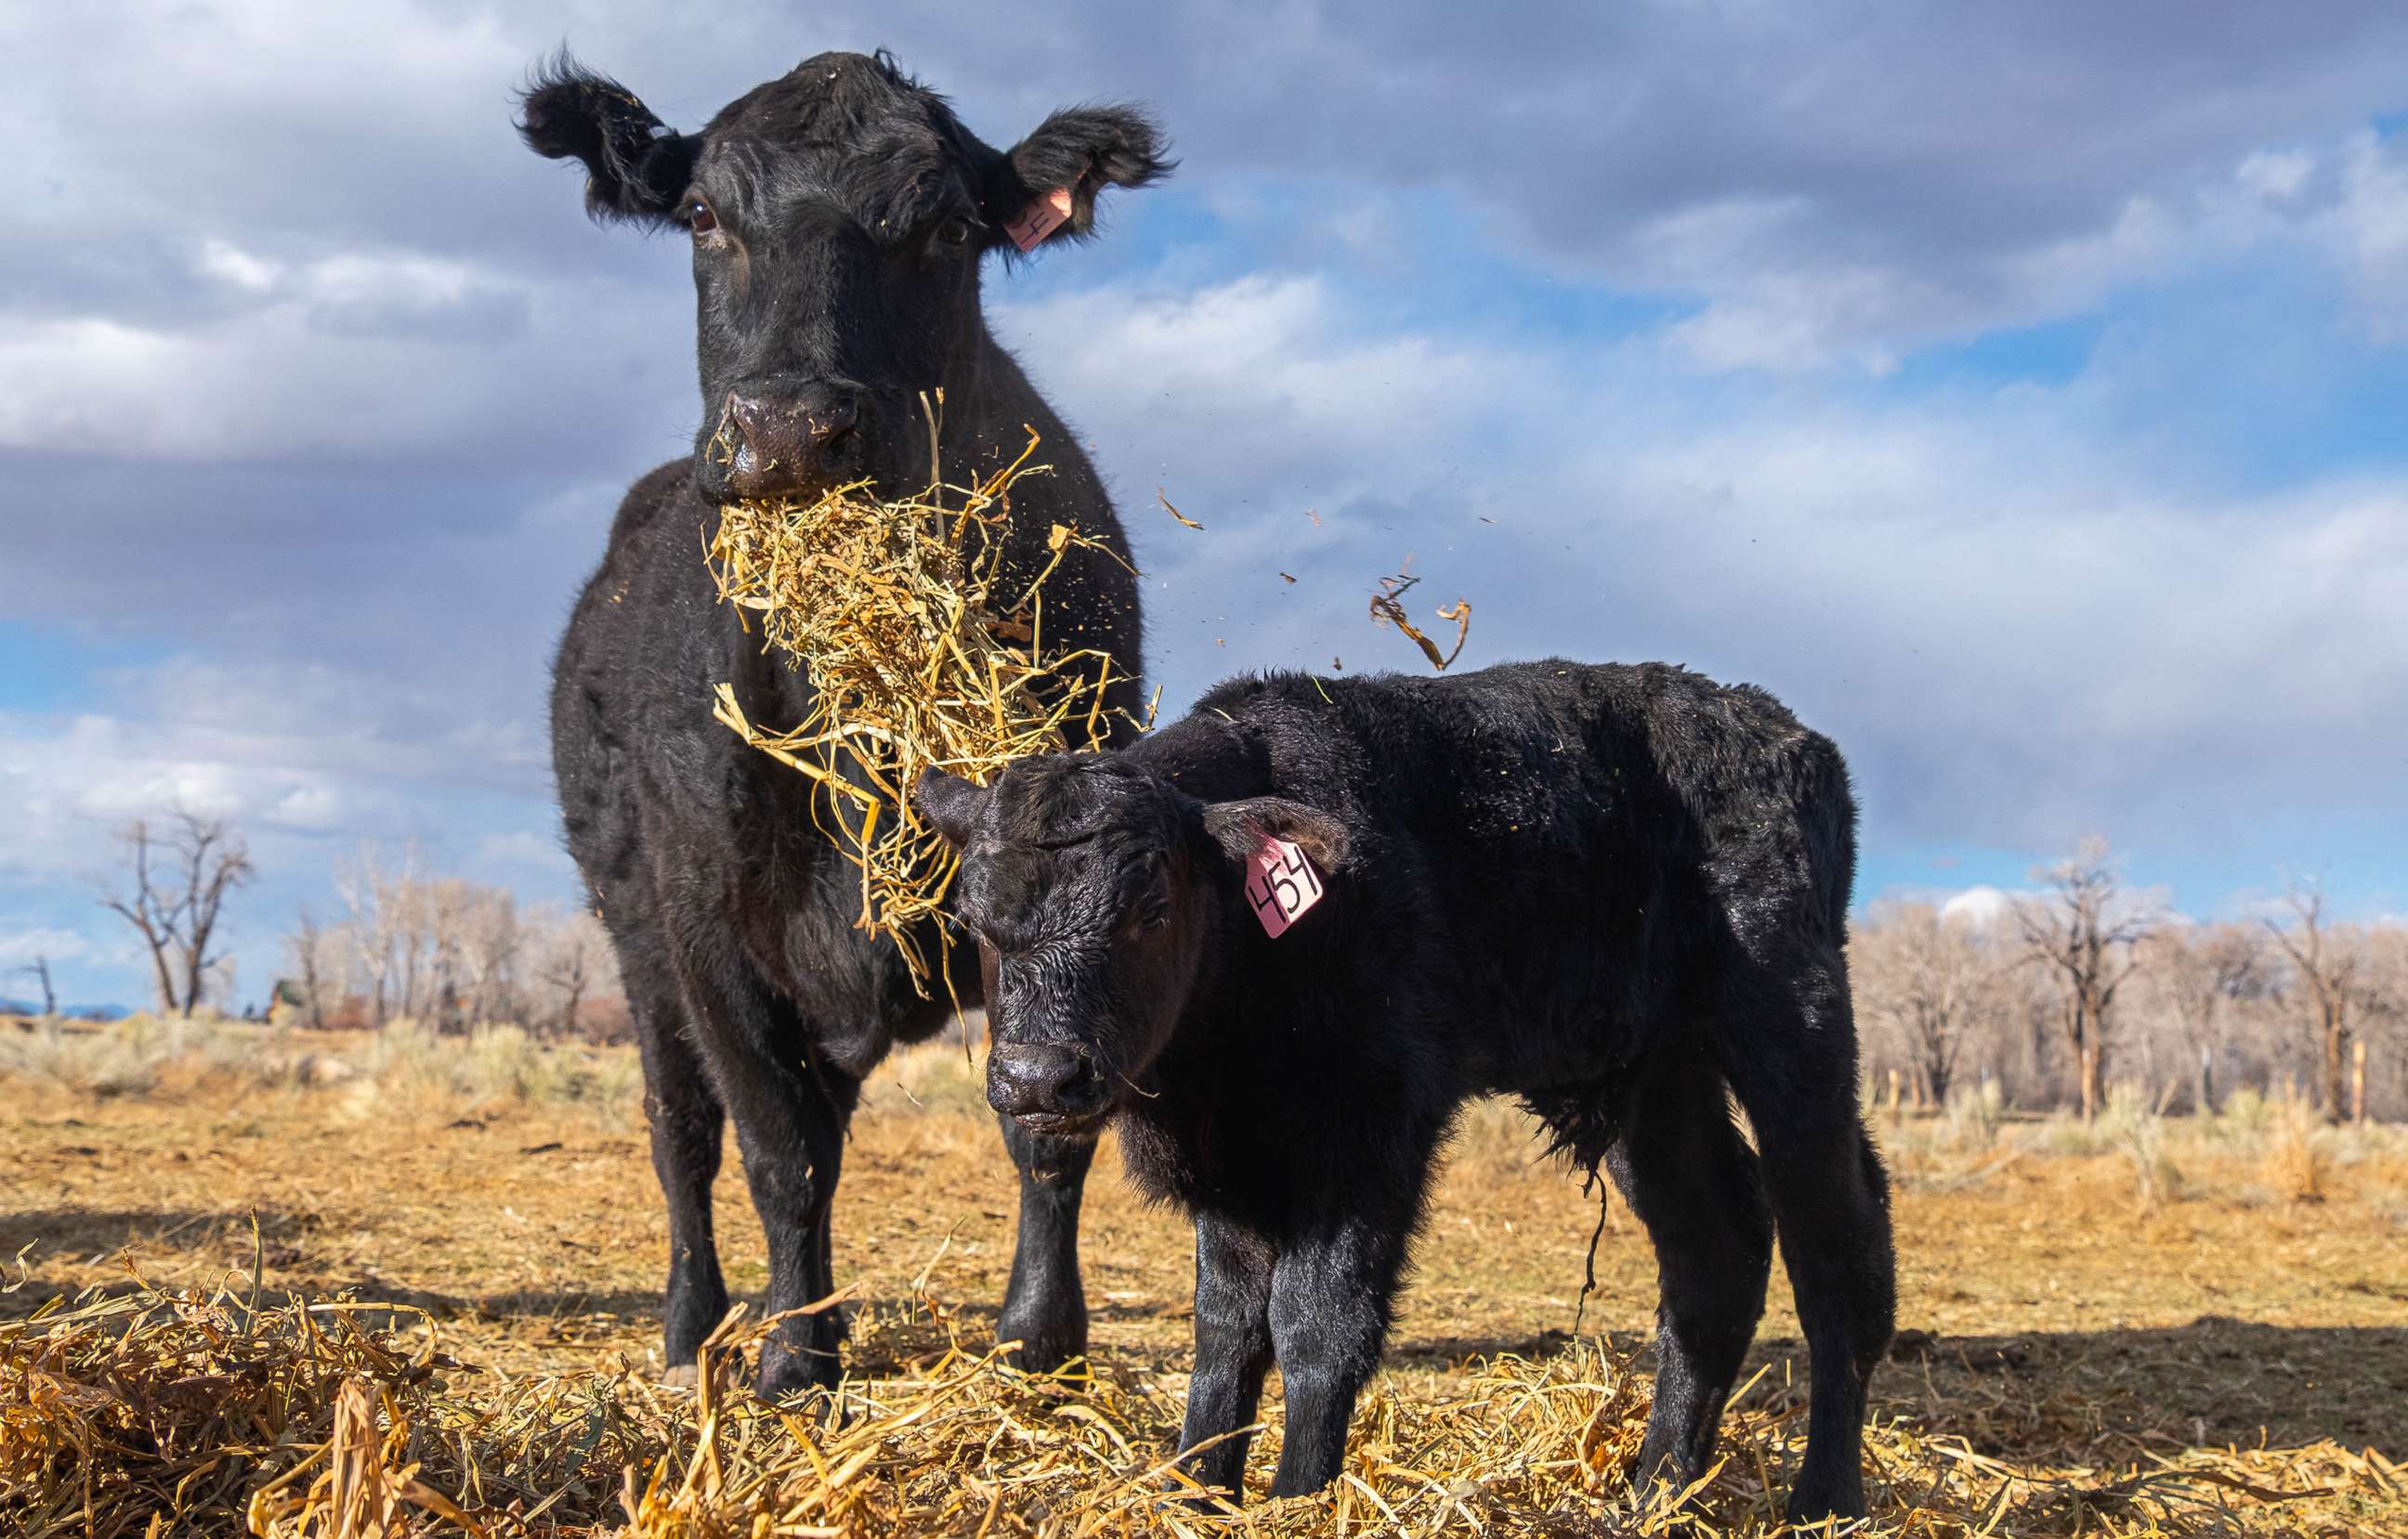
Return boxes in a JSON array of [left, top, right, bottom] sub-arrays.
[[2, 0, 2404, 1002]]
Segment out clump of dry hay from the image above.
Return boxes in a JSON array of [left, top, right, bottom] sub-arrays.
[[0, 1259, 666, 1538], [705, 424, 1145, 988], [9, 1252, 2393, 1539]]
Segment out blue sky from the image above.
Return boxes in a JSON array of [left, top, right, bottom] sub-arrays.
[[3, 1, 2405, 1009]]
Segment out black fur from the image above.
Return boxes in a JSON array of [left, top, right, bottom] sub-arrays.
[[923, 661, 1898, 1520], [522, 49, 1165, 1402]]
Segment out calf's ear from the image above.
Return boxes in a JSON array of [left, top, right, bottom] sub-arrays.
[[991, 105, 1173, 249], [916, 769, 986, 848], [517, 52, 700, 226], [1198, 798, 1350, 873]]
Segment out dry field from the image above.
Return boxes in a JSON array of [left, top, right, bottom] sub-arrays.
[[4, 1018, 2406, 1537]]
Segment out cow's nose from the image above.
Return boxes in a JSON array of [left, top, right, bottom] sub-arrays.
[[987, 1042, 1102, 1120], [717, 389, 866, 499]]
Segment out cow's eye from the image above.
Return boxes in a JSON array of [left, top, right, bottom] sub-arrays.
[[687, 201, 717, 235], [936, 215, 975, 249], [1136, 900, 1171, 933]]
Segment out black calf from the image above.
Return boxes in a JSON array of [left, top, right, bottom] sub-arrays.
[[921, 660, 1897, 1519]]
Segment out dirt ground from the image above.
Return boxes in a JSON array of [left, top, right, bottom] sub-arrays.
[[6, 1029, 2407, 1535]]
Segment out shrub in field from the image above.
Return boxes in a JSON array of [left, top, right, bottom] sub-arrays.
[[2029, 1112, 2115, 1159], [0, 1015, 168, 1097], [2214, 1086, 2276, 1149], [2100, 1084, 2181, 1210], [359, 1018, 643, 1124], [2261, 1094, 2330, 1204], [1941, 1078, 2007, 1153]]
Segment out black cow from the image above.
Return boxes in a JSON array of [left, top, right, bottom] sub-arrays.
[[920, 660, 1898, 1520], [517, 49, 1167, 1400]]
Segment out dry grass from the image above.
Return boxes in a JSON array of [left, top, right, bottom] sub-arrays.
[[6, 1023, 2407, 1536], [2260, 1099, 2333, 1206], [704, 422, 1143, 987]]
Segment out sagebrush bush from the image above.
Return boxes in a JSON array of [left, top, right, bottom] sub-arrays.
[[2261, 1094, 2330, 1204], [0, 1016, 166, 1097], [2099, 1084, 2181, 1210], [2214, 1086, 2275, 1149], [1941, 1079, 2007, 1152], [359, 1018, 643, 1124]]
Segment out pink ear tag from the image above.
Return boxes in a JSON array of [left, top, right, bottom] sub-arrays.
[[1005, 186, 1075, 252], [1243, 835, 1324, 938]]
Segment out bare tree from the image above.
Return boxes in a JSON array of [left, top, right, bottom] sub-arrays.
[[2360, 926, 2408, 1122], [456, 885, 521, 1028], [285, 908, 330, 1030], [2152, 923, 2262, 1114], [335, 845, 404, 1026], [98, 810, 255, 1018], [530, 905, 618, 1039], [14, 955, 59, 1018], [2263, 879, 2364, 1125], [2016, 837, 2159, 1121], [1853, 902, 1994, 1105]]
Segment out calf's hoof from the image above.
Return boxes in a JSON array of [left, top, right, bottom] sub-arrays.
[[1159, 1483, 1244, 1515], [661, 1363, 700, 1389]]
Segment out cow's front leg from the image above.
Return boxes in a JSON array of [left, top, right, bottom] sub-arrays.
[[677, 955, 859, 1403], [731, 1057, 855, 1403], [993, 1115, 1095, 1372], [1176, 1213, 1276, 1504]]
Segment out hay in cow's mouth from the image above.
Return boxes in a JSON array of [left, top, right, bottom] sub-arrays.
[[704, 418, 1150, 992]]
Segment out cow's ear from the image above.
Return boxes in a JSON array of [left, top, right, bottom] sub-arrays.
[[517, 52, 700, 227], [916, 768, 986, 849], [991, 105, 1172, 250], [1197, 797, 1350, 874]]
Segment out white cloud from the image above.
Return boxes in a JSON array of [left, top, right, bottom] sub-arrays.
[[998, 267, 2408, 860], [1939, 887, 2016, 930], [0, 254, 659, 463], [197, 238, 281, 294], [0, 927, 93, 966], [2332, 132, 2408, 340], [269, 783, 345, 830]]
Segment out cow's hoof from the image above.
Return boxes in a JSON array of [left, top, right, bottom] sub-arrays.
[[753, 1347, 843, 1410], [661, 1363, 700, 1389], [996, 1307, 1087, 1376], [1001, 1332, 1088, 1376], [1782, 1475, 1866, 1525]]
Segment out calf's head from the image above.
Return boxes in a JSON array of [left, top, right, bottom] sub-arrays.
[[519, 49, 1168, 502], [919, 757, 1347, 1134]]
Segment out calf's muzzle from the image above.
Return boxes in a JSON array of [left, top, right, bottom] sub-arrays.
[[988, 1040, 1105, 1124]]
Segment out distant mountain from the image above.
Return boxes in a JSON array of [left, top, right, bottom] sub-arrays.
[[0, 997, 138, 1020]]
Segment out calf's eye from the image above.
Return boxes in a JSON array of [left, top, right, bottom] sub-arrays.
[[688, 201, 717, 235], [936, 215, 975, 248], [1137, 901, 1171, 933]]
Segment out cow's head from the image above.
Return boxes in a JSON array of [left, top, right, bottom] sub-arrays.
[[919, 756, 1347, 1134], [519, 49, 1169, 503]]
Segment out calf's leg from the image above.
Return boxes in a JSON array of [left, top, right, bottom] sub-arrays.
[[1605, 1049, 1773, 1504], [1175, 1214, 1276, 1504], [993, 1116, 1096, 1372], [1714, 954, 1897, 1522], [1264, 1207, 1420, 1498]]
